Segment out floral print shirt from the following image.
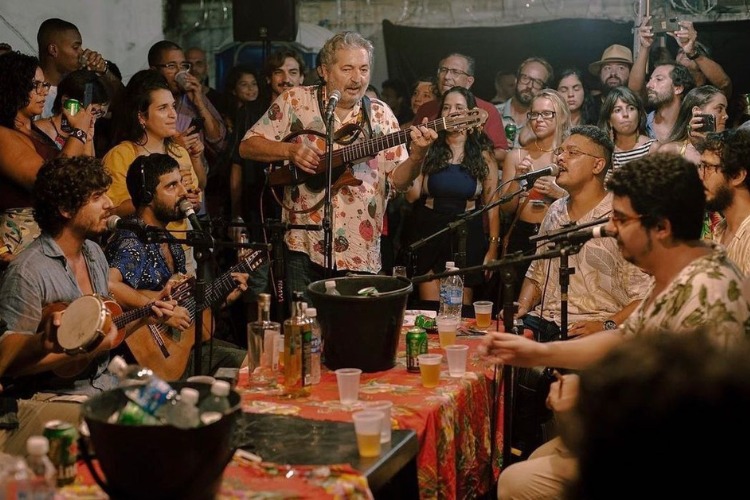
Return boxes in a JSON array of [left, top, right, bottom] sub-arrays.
[[622, 244, 750, 347], [244, 86, 407, 273]]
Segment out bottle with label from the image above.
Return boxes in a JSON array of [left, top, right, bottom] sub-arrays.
[[324, 280, 341, 296], [439, 261, 463, 321], [25, 436, 56, 498], [108, 355, 152, 387], [116, 366, 177, 425], [283, 291, 312, 397], [165, 387, 201, 429], [305, 307, 322, 384], [248, 293, 280, 384]]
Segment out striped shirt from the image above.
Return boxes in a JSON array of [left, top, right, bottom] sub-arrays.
[[612, 139, 656, 170]]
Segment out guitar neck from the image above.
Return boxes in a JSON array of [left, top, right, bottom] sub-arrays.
[[185, 250, 265, 311], [114, 304, 154, 330], [332, 116, 450, 167]]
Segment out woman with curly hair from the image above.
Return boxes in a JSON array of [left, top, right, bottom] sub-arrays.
[[0, 51, 92, 264], [598, 86, 659, 170], [103, 69, 206, 273], [403, 86, 500, 302], [555, 68, 598, 126]]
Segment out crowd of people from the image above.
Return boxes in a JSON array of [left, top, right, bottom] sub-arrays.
[[0, 13, 749, 496]]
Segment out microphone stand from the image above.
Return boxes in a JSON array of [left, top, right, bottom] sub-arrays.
[[323, 110, 336, 277]]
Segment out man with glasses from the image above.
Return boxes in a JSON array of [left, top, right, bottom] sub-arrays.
[[500, 57, 554, 148], [483, 152, 749, 500], [148, 40, 226, 157], [698, 129, 750, 274], [413, 53, 508, 161]]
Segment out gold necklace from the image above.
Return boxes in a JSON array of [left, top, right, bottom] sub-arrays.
[[534, 138, 553, 153]]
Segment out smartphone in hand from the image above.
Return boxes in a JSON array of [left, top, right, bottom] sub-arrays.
[[695, 113, 716, 133], [651, 17, 680, 34], [188, 116, 204, 133], [83, 82, 94, 108]]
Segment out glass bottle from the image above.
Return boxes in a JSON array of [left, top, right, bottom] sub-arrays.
[[305, 307, 322, 384], [283, 291, 312, 397]]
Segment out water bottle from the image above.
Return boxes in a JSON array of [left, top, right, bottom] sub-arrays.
[[199, 380, 231, 418], [113, 359, 177, 425], [439, 261, 463, 321], [305, 307, 322, 384], [324, 280, 341, 296], [108, 355, 151, 387], [25, 436, 56, 497], [165, 387, 201, 429], [3, 457, 32, 498]]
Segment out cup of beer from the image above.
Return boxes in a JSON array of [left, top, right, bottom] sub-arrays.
[[473, 301, 493, 331], [418, 353, 443, 388], [436, 315, 458, 348], [352, 410, 385, 457]]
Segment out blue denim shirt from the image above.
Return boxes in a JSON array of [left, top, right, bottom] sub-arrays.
[[0, 233, 116, 395]]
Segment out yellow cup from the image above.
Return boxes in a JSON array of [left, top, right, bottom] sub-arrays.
[[352, 410, 384, 457], [436, 315, 458, 348], [418, 353, 443, 388], [473, 301, 493, 331]]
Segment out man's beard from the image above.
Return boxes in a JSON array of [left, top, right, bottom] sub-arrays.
[[647, 89, 673, 108], [515, 88, 533, 106], [153, 201, 183, 224], [706, 183, 732, 212]]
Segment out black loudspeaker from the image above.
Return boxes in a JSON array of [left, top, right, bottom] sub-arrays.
[[232, 0, 299, 42]]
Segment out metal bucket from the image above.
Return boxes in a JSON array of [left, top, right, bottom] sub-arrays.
[[308, 276, 412, 373]]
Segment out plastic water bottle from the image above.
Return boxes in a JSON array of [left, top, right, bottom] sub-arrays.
[[439, 261, 463, 321], [305, 307, 322, 384], [165, 387, 201, 429], [199, 380, 231, 417], [108, 355, 151, 387], [25, 436, 56, 497], [113, 360, 177, 425], [324, 280, 341, 296]]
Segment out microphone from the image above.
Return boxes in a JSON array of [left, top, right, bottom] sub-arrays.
[[547, 223, 613, 245], [324, 90, 341, 123], [106, 215, 146, 235], [514, 164, 560, 189], [178, 198, 203, 233]]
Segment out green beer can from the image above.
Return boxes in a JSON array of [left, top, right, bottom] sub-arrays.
[[43, 419, 78, 486], [406, 327, 428, 373], [64, 98, 82, 116]]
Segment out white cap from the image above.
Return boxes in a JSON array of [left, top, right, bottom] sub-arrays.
[[211, 380, 231, 397], [27, 435, 49, 455], [445, 261, 455, 268], [180, 387, 199, 406], [107, 355, 127, 375], [325, 280, 336, 288], [305, 307, 317, 317]]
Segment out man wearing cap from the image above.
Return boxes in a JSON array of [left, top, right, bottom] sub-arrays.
[[589, 44, 633, 98]]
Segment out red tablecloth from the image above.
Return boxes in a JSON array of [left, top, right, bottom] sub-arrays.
[[238, 322, 504, 500]]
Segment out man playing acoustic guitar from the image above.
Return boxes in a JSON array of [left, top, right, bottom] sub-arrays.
[[239, 31, 438, 300], [105, 153, 249, 381], [0, 156, 178, 455]]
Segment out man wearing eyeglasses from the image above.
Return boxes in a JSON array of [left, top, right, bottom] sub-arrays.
[[412, 53, 508, 161], [499, 57, 554, 148], [483, 152, 749, 500], [148, 41, 226, 157], [698, 129, 750, 275]]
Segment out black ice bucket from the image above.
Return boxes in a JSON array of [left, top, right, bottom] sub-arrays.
[[79, 382, 241, 499], [308, 276, 412, 372]]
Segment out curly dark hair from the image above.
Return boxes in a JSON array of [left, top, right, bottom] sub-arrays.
[[34, 156, 112, 236], [0, 51, 39, 127], [568, 124, 615, 173], [606, 153, 705, 241], [701, 128, 750, 191], [555, 68, 598, 126], [223, 64, 262, 110], [126, 153, 180, 207], [422, 87, 494, 180], [52, 69, 110, 114]]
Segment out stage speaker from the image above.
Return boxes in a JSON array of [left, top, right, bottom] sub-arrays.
[[232, 0, 299, 42]]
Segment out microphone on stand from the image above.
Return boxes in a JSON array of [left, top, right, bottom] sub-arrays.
[[178, 198, 204, 233], [106, 215, 147, 236], [513, 164, 560, 189], [546, 223, 613, 245], [324, 90, 341, 123]]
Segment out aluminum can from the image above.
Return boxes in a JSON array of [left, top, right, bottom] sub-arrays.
[[504, 122, 517, 144], [406, 327, 428, 373], [43, 419, 78, 486], [64, 98, 82, 116]]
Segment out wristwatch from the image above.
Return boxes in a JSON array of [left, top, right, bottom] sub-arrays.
[[686, 51, 700, 60], [69, 128, 88, 144], [603, 319, 618, 330]]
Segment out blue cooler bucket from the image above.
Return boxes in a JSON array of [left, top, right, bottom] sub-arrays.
[[308, 276, 412, 373]]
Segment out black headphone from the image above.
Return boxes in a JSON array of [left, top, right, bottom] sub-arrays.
[[139, 160, 153, 205]]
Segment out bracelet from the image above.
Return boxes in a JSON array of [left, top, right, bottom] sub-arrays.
[[68, 128, 88, 144], [488, 236, 501, 245], [686, 51, 700, 60]]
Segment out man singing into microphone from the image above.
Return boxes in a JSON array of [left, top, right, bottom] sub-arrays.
[[105, 154, 248, 378], [239, 31, 436, 300]]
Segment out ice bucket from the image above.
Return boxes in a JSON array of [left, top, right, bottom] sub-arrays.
[[79, 381, 241, 499], [308, 276, 412, 372]]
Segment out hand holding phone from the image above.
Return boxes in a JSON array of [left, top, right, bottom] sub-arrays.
[[695, 113, 716, 133], [188, 116, 204, 133], [651, 17, 680, 34]]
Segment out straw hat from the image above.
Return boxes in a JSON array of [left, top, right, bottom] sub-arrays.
[[589, 44, 634, 76]]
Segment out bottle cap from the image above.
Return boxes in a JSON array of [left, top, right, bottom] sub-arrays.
[[325, 280, 336, 288], [445, 261, 455, 269], [180, 387, 200, 406], [211, 380, 231, 397], [27, 435, 49, 455], [305, 307, 317, 317], [107, 355, 127, 375]]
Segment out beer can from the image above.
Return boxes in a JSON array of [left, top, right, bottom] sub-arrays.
[[64, 98, 82, 116], [43, 419, 79, 486], [504, 122, 517, 144], [406, 327, 428, 373]]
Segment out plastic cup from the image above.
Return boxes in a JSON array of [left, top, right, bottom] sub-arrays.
[[335, 368, 362, 405], [418, 354, 443, 388], [363, 400, 393, 443], [445, 345, 469, 378], [352, 410, 384, 457], [175, 70, 190, 90], [436, 315, 459, 348], [473, 301, 494, 331]]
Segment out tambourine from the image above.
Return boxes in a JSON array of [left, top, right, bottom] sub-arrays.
[[56, 294, 113, 355]]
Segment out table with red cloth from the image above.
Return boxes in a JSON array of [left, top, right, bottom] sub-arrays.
[[237, 324, 504, 500]]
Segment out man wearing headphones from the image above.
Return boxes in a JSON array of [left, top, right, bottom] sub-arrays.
[[105, 154, 249, 379]]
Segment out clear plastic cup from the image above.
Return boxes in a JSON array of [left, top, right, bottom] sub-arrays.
[[473, 301, 494, 331], [436, 315, 459, 348], [352, 410, 384, 457], [445, 344, 469, 377], [335, 368, 362, 405], [363, 400, 393, 443], [418, 353, 443, 388]]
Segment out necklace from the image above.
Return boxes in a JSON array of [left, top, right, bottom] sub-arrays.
[[534, 138, 553, 153], [139, 141, 166, 155]]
